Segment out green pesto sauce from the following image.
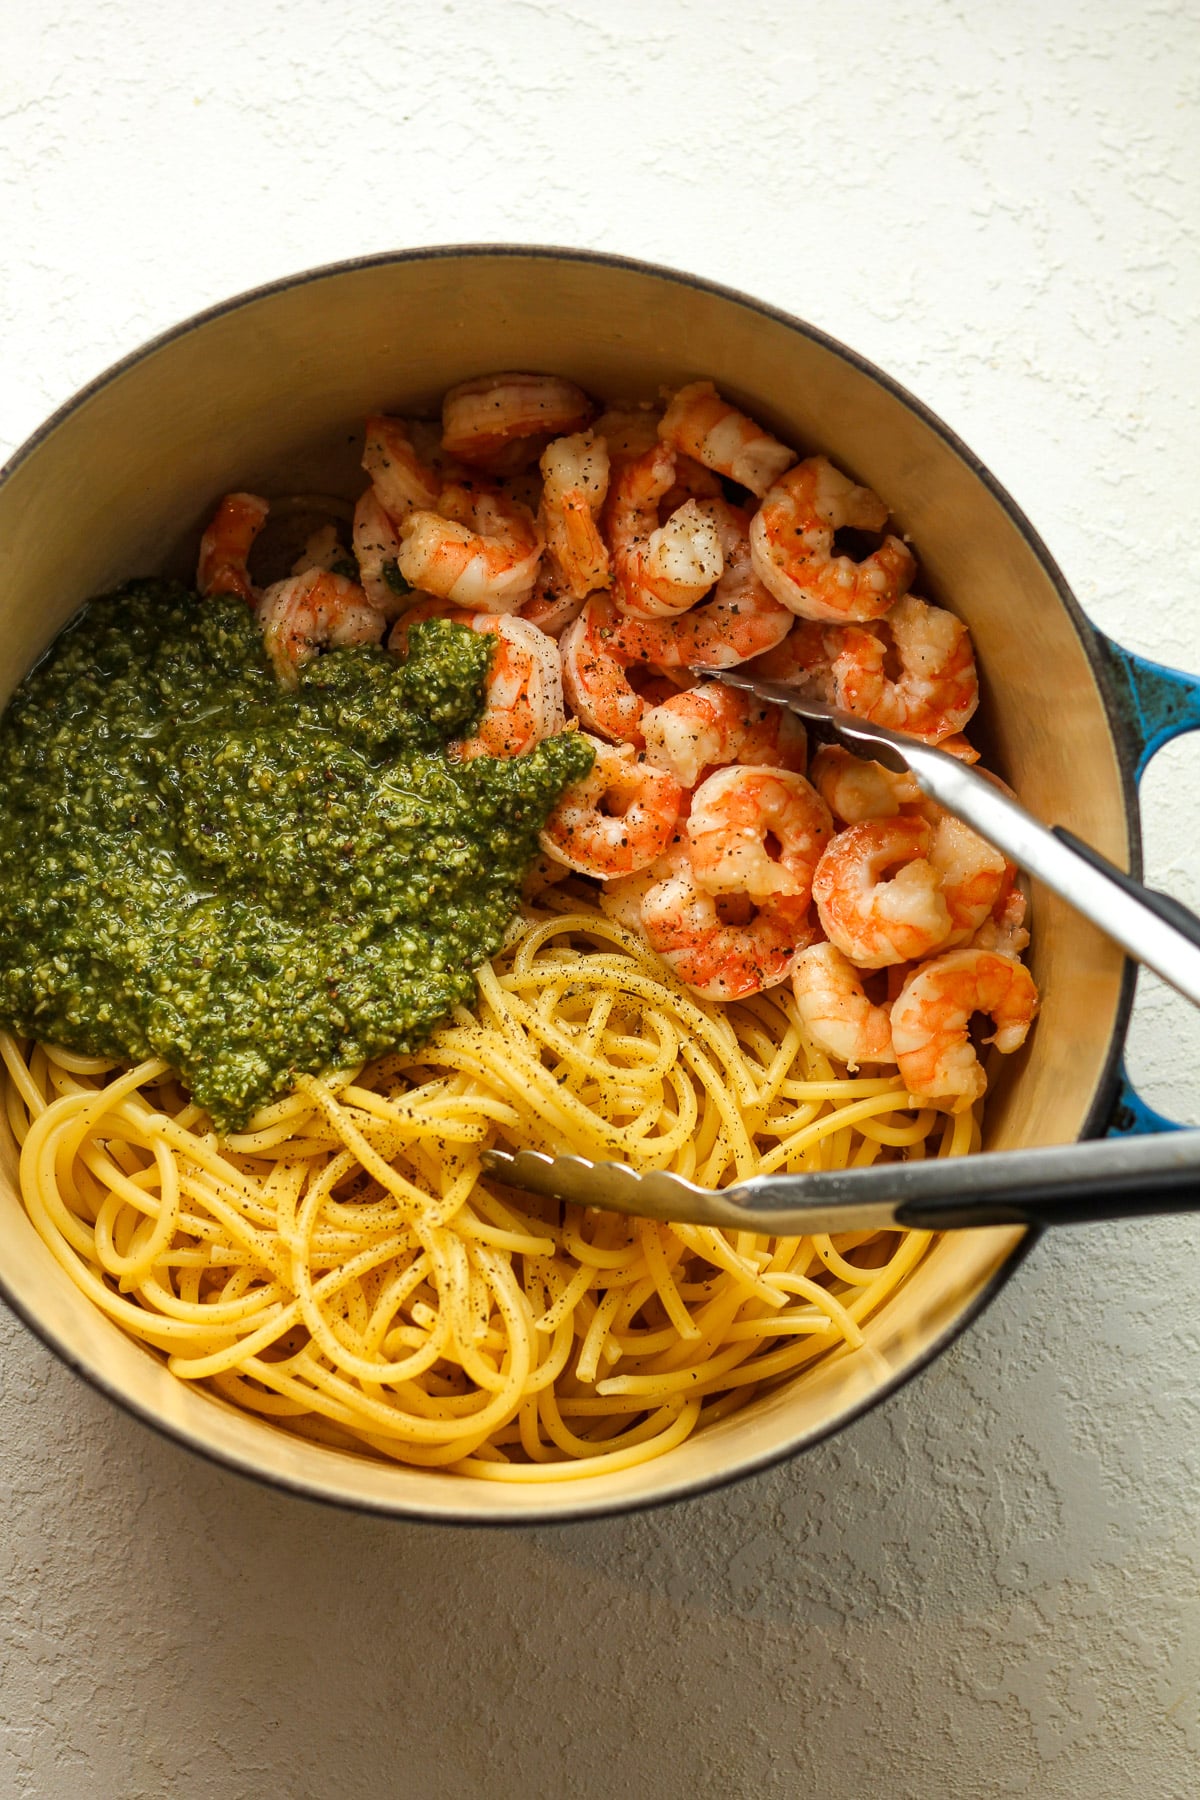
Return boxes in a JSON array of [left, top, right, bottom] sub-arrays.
[[0, 582, 593, 1131]]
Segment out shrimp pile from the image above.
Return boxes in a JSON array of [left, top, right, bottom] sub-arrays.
[[197, 373, 1038, 1114]]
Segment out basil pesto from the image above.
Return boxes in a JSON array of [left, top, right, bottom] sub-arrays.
[[0, 582, 593, 1130]]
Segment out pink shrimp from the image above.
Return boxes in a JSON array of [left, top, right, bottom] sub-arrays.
[[289, 522, 351, 577], [747, 599, 980, 748], [398, 484, 543, 612], [256, 570, 386, 688], [810, 744, 922, 825], [749, 456, 916, 623], [352, 489, 413, 618], [659, 453, 725, 517], [361, 415, 443, 521], [518, 573, 588, 638], [792, 942, 897, 1070], [968, 874, 1030, 958], [744, 618, 839, 693], [890, 948, 1039, 1111], [686, 766, 833, 905], [606, 443, 724, 620], [642, 681, 807, 787], [831, 595, 979, 743], [197, 492, 269, 604], [445, 612, 565, 759], [522, 850, 573, 901], [441, 372, 592, 472], [640, 852, 817, 1001], [538, 431, 611, 600], [812, 818, 952, 970], [591, 407, 663, 467], [925, 809, 1010, 946], [560, 595, 650, 746], [658, 381, 795, 498], [598, 855, 677, 937], [615, 499, 792, 670], [540, 737, 683, 879]]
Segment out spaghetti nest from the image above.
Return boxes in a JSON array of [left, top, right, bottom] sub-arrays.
[[1, 893, 978, 1482]]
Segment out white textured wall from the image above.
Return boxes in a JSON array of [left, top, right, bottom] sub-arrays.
[[2, 4, 1199, 1796]]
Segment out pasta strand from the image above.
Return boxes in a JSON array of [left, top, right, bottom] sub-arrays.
[[0, 894, 966, 1480]]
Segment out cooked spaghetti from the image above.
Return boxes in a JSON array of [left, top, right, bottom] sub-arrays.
[[2, 892, 976, 1480]]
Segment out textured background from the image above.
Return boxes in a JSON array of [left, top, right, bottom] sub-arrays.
[[2, 3, 1199, 1796]]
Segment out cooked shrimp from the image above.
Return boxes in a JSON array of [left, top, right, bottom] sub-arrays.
[[969, 877, 1030, 958], [538, 431, 611, 600], [749, 456, 916, 623], [560, 595, 650, 746], [744, 619, 839, 696], [658, 381, 795, 498], [598, 856, 676, 936], [607, 443, 724, 620], [812, 818, 951, 969], [925, 809, 1010, 945], [352, 489, 413, 618], [197, 492, 269, 604], [615, 499, 791, 670], [637, 669, 702, 709], [256, 570, 386, 688], [659, 453, 725, 516], [522, 850, 572, 901], [792, 942, 897, 1069], [687, 766, 833, 904], [643, 681, 807, 787], [890, 948, 1039, 1111], [540, 736, 683, 879], [447, 612, 565, 759], [361, 415, 442, 521], [703, 695, 807, 773], [748, 600, 979, 747], [831, 594, 979, 743], [398, 485, 543, 612], [441, 372, 592, 471], [810, 744, 921, 825], [290, 523, 349, 576], [592, 406, 663, 467], [518, 573, 588, 637], [640, 852, 817, 1001]]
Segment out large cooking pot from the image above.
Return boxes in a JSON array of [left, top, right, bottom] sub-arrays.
[[0, 247, 1195, 1525]]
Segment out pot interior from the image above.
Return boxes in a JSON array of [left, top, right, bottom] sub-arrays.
[[0, 250, 1131, 1521]]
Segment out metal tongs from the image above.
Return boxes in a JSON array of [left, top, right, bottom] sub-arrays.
[[484, 672, 1200, 1234]]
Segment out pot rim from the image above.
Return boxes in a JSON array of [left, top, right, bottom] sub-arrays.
[[0, 243, 1140, 1524]]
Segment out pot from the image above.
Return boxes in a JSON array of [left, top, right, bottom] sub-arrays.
[[0, 246, 1195, 1524]]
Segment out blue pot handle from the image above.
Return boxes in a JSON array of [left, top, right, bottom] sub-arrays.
[[1090, 634, 1200, 1136]]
